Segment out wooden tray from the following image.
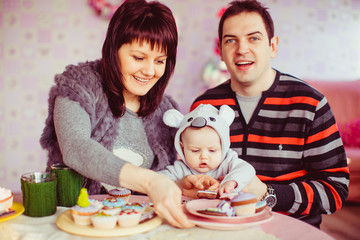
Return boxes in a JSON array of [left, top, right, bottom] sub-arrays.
[[56, 209, 162, 237]]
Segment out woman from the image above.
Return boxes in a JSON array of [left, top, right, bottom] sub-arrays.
[[40, 0, 193, 228]]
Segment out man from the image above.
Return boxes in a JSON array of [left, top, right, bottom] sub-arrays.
[[189, 0, 349, 227]]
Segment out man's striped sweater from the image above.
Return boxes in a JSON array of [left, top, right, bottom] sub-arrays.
[[191, 70, 349, 227]]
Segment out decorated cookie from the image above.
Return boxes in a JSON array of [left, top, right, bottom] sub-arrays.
[[197, 189, 218, 199], [197, 200, 235, 217]]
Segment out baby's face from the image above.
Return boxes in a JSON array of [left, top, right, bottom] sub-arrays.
[[180, 126, 222, 173]]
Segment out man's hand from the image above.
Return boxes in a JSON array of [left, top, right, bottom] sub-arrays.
[[241, 176, 267, 201], [176, 174, 220, 198]]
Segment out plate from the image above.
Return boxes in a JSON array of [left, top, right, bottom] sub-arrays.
[[0, 202, 25, 223], [184, 205, 272, 230], [186, 199, 270, 224]]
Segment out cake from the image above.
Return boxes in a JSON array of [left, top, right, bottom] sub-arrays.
[[197, 200, 236, 217], [197, 189, 218, 199], [117, 209, 142, 227], [122, 202, 145, 213], [230, 192, 257, 216], [108, 188, 131, 202], [101, 197, 125, 215], [0, 187, 14, 217], [71, 188, 102, 225], [91, 212, 118, 229]]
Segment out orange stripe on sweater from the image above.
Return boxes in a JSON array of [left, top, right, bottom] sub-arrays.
[[248, 134, 305, 145], [306, 124, 339, 144], [259, 167, 349, 182], [190, 99, 236, 111], [320, 166, 350, 174], [320, 180, 342, 211], [230, 135, 243, 142], [301, 182, 314, 215], [258, 170, 307, 181], [264, 96, 319, 106]]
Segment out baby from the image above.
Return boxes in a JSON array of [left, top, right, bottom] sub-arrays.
[[159, 104, 255, 196]]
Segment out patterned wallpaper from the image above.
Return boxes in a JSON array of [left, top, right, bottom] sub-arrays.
[[1, 0, 359, 193]]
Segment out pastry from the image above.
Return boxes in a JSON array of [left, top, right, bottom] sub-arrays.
[[71, 188, 102, 225], [101, 197, 125, 215], [230, 192, 257, 216], [108, 188, 131, 202], [197, 189, 218, 199], [122, 202, 145, 213], [0, 187, 13, 215], [117, 209, 142, 227], [91, 212, 118, 229]]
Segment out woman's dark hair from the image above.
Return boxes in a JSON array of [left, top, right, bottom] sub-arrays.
[[218, 0, 274, 45], [101, 0, 178, 117]]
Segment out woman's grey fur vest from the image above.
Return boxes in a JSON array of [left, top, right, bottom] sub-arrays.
[[40, 60, 178, 194]]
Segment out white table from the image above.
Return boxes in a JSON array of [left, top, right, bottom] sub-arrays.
[[3, 194, 334, 240]]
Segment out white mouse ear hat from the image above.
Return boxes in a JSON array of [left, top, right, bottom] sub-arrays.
[[163, 104, 235, 161]]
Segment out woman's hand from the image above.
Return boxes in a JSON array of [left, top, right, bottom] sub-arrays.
[[119, 164, 194, 228], [176, 174, 220, 198]]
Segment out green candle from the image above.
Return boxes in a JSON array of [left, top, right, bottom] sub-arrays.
[[21, 172, 57, 217], [50, 164, 83, 207]]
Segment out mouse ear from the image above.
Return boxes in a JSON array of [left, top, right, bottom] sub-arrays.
[[163, 109, 184, 128], [219, 105, 235, 126]]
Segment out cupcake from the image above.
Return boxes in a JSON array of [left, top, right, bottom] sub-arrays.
[[91, 212, 118, 229], [122, 202, 145, 214], [230, 192, 257, 216], [101, 197, 126, 215], [117, 209, 142, 227], [108, 188, 131, 202], [0, 187, 13, 215], [71, 188, 102, 225]]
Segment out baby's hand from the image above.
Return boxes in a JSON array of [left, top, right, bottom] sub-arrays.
[[218, 180, 237, 196]]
